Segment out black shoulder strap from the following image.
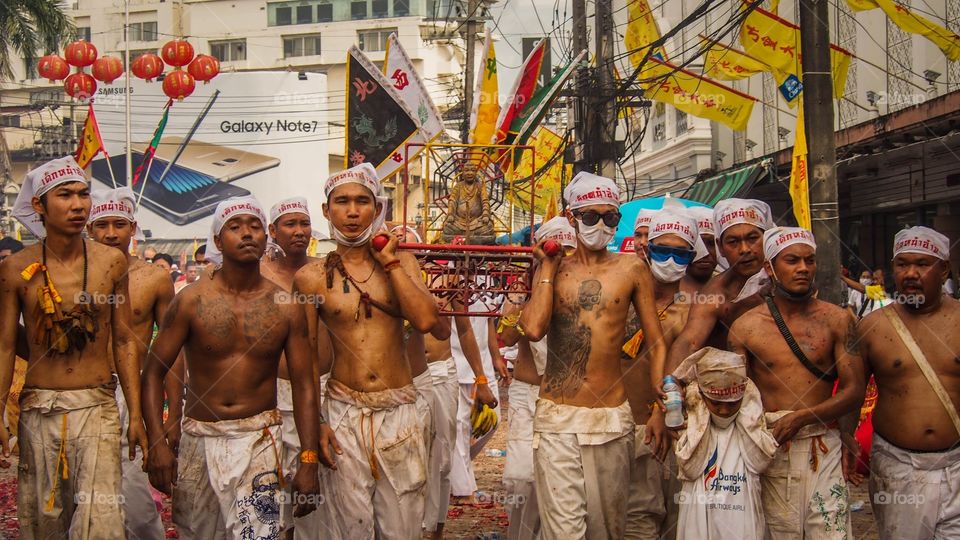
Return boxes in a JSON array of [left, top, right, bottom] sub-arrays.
[[764, 295, 838, 382], [856, 296, 871, 319]]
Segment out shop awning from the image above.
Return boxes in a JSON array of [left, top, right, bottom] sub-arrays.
[[681, 161, 770, 206]]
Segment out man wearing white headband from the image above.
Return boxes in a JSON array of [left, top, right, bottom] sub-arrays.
[[660, 198, 774, 403], [858, 226, 960, 539], [142, 196, 326, 537], [258, 196, 329, 538], [519, 171, 667, 538], [672, 347, 778, 539], [494, 217, 578, 540], [682, 206, 720, 292], [621, 208, 702, 538], [295, 163, 448, 538], [0, 156, 147, 538], [728, 226, 864, 539], [633, 208, 659, 256], [87, 187, 175, 540]]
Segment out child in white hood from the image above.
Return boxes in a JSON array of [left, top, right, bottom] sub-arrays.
[[673, 347, 779, 539]]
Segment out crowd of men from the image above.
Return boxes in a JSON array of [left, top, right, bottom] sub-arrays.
[[0, 154, 957, 540]]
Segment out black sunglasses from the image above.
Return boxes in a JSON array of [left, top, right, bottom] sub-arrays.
[[574, 210, 622, 227]]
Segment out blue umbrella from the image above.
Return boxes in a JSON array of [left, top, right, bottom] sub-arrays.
[[608, 197, 711, 252]]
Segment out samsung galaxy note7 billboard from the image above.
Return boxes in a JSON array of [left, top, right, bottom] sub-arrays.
[[90, 71, 329, 240]]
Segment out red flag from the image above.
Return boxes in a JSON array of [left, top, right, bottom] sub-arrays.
[[494, 39, 546, 144], [132, 99, 172, 186]]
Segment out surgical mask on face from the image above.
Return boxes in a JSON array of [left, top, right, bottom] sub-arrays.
[[710, 411, 738, 428], [576, 221, 617, 251], [859, 278, 872, 286], [329, 222, 374, 247], [650, 258, 688, 283]]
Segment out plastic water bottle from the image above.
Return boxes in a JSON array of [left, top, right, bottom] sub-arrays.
[[663, 375, 685, 428], [485, 448, 506, 457]]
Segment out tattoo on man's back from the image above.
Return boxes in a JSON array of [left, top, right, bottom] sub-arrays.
[[543, 311, 592, 397], [844, 319, 860, 355]]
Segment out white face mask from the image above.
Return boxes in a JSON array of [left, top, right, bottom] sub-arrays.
[[650, 259, 688, 283], [859, 278, 872, 286], [576, 221, 617, 251], [329, 222, 374, 247], [710, 411, 738, 428]]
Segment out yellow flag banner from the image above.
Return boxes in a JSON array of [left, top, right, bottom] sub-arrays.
[[75, 103, 106, 168], [739, 5, 852, 100], [509, 127, 565, 215], [701, 37, 769, 80], [789, 103, 811, 229], [643, 58, 756, 131], [847, 0, 960, 60], [469, 29, 500, 145], [624, 0, 666, 69]]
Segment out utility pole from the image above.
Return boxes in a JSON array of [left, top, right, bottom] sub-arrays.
[[593, 0, 617, 178], [799, 0, 841, 303], [461, 0, 479, 143], [570, 0, 588, 170]]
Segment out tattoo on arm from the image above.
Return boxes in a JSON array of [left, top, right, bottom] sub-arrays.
[[844, 318, 860, 355]]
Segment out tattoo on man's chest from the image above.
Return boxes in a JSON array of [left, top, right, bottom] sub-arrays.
[[578, 280, 602, 310], [242, 294, 282, 345], [197, 297, 238, 339], [543, 310, 592, 397]]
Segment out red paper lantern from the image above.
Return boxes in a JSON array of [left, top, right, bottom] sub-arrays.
[[162, 70, 195, 101], [161, 40, 195, 68], [64, 72, 97, 100], [91, 56, 124, 83], [187, 54, 220, 83], [37, 55, 69, 82], [131, 53, 164, 82], [64, 40, 98, 68]]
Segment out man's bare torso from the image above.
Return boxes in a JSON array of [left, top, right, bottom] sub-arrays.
[[704, 270, 765, 349], [122, 259, 171, 357], [298, 254, 413, 392], [262, 255, 317, 380], [175, 275, 291, 421], [623, 300, 689, 423], [543, 254, 642, 407], [8, 241, 124, 390], [732, 298, 845, 412], [861, 300, 960, 451]]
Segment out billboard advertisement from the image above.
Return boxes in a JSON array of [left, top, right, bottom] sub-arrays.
[[90, 71, 330, 240]]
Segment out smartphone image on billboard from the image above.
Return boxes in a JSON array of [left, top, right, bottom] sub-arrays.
[[153, 137, 281, 183], [90, 153, 252, 225]]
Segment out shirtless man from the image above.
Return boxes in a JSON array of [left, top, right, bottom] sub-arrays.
[[659, 199, 775, 383], [728, 227, 865, 539], [293, 164, 447, 539], [0, 156, 147, 538], [632, 208, 657, 256], [681, 205, 718, 295], [622, 209, 702, 539], [519, 172, 667, 538], [142, 197, 322, 538], [259, 196, 325, 538], [87, 187, 175, 540], [498, 216, 577, 540], [858, 226, 960, 539]]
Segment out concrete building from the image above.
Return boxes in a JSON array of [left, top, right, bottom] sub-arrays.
[[0, 0, 482, 237]]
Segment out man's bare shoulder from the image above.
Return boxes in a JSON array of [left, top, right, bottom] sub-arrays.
[[293, 259, 327, 291], [2, 243, 40, 273], [88, 241, 128, 276], [858, 305, 889, 337], [731, 302, 768, 330], [131, 259, 171, 284]]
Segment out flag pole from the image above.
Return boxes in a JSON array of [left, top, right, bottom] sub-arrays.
[[104, 153, 117, 187]]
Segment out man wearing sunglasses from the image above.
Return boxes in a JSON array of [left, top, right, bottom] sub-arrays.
[[519, 171, 667, 539], [622, 208, 704, 538], [657, 199, 774, 392], [728, 227, 864, 539]]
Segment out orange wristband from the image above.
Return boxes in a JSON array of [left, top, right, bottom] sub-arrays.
[[299, 450, 320, 464], [475, 375, 489, 385], [384, 259, 402, 273]]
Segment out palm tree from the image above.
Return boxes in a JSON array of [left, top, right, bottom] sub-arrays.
[[0, 0, 74, 226]]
